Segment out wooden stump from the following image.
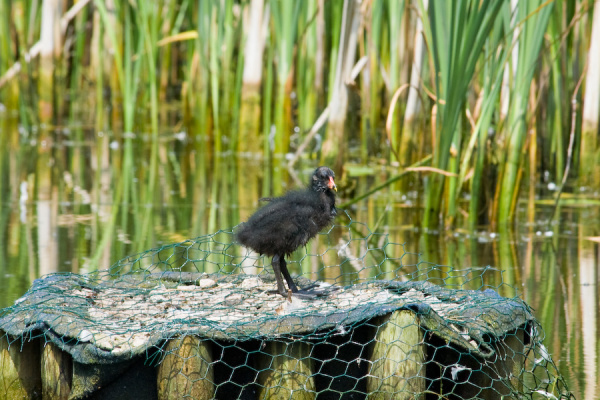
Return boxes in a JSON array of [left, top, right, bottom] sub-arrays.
[[0, 334, 41, 400], [424, 326, 528, 399], [480, 328, 526, 399], [157, 336, 214, 400], [367, 310, 425, 400], [41, 342, 72, 400], [257, 340, 316, 400]]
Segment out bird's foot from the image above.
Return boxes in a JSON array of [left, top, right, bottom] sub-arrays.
[[267, 288, 325, 299], [289, 290, 321, 299], [292, 284, 341, 299], [267, 284, 340, 299]]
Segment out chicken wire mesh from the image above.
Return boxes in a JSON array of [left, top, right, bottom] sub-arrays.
[[0, 212, 572, 400]]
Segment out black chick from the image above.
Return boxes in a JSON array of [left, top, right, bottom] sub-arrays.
[[236, 166, 337, 297]]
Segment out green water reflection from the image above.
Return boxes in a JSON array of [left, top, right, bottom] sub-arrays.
[[0, 122, 596, 399]]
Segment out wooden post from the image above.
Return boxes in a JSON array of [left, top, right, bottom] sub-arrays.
[[157, 336, 214, 400], [424, 326, 528, 398], [41, 342, 72, 400], [367, 310, 425, 400], [257, 340, 316, 400], [0, 333, 42, 400], [312, 323, 371, 397], [480, 328, 526, 399]]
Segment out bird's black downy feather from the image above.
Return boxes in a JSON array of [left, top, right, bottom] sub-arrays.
[[235, 166, 337, 297]]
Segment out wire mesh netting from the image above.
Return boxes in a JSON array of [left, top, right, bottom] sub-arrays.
[[0, 212, 572, 399]]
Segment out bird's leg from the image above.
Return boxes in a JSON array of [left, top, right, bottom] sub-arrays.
[[279, 256, 299, 293], [271, 254, 288, 296], [281, 256, 338, 299], [276, 255, 338, 299]]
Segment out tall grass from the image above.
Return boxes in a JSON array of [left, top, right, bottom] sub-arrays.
[[0, 0, 596, 233], [270, 0, 301, 159], [464, 20, 507, 229], [420, 0, 504, 229], [386, 0, 406, 163], [581, 0, 600, 186], [496, 0, 554, 225]]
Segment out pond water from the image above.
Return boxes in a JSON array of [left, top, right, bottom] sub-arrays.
[[0, 116, 596, 399]]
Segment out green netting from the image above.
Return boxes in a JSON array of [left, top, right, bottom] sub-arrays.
[[0, 212, 573, 400]]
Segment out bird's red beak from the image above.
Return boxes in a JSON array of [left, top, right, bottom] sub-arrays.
[[328, 176, 337, 191]]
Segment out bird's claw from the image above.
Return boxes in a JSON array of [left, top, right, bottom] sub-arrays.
[[290, 285, 340, 299]]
